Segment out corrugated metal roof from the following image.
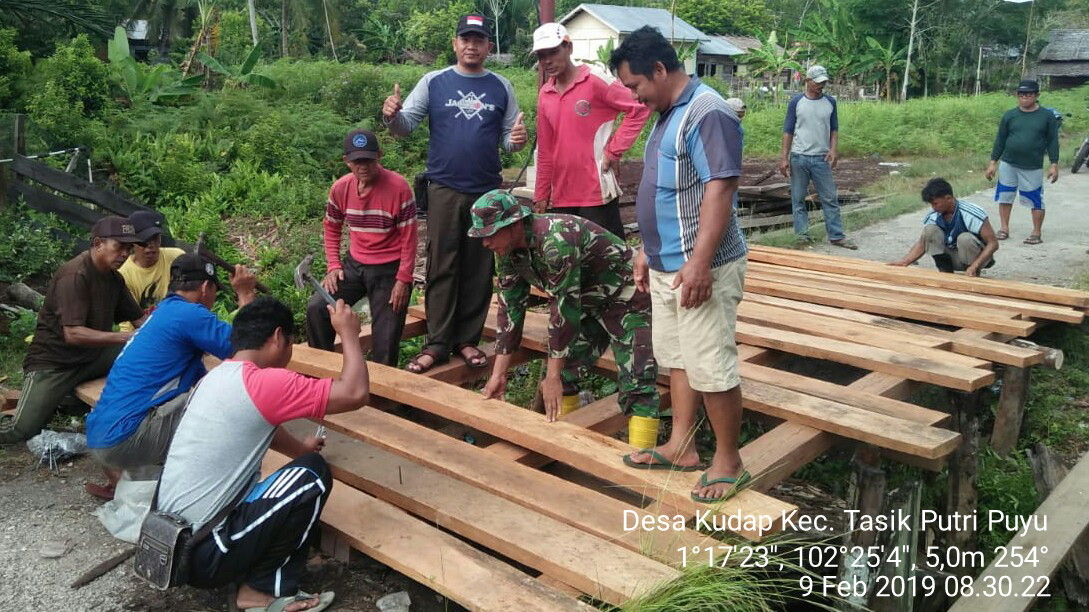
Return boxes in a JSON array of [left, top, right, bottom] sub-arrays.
[[1039, 29, 1089, 62], [560, 3, 709, 42], [700, 37, 744, 56]]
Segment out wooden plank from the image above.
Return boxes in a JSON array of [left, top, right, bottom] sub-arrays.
[[990, 366, 1030, 457], [289, 347, 794, 541], [737, 302, 992, 370], [333, 315, 428, 352], [744, 422, 835, 492], [8, 181, 102, 227], [749, 262, 1084, 324], [947, 449, 1089, 612], [317, 405, 713, 561], [261, 451, 593, 611], [736, 321, 996, 392], [11, 154, 148, 216], [744, 277, 1037, 337], [297, 425, 679, 604], [748, 245, 1089, 309]]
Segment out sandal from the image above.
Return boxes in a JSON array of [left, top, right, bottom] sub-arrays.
[[996, 230, 1009, 240], [830, 238, 858, 250], [623, 449, 702, 472], [84, 482, 115, 501], [691, 470, 752, 504], [244, 591, 335, 612], [455, 343, 489, 369], [1023, 234, 1042, 245], [406, 348, 448, 374]]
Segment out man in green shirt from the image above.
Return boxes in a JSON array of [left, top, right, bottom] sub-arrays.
[[985, 79, 1060, 245]]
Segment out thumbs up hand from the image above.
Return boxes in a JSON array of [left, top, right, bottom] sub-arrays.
[[383, 83, 403, 121], [509, 111, 528, 148]]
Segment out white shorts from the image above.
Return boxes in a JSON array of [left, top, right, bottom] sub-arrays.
[[648, 258, 746, 392]]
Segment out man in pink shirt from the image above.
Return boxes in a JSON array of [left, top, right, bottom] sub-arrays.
[[305, 129, 417, 365], [531, 22, 651, 239]]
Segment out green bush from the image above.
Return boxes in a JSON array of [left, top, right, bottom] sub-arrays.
[[0, 203, 74, 284], [216, 10, 275, 66], [0, 28, 31, 110], [27, 35, 112, 139], [403, 0, 475, 64]]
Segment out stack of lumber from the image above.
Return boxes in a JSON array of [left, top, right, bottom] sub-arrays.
[[72, 246, 1089, 608]]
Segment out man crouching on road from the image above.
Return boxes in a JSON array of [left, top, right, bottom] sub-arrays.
[[156, 297, 369, 612], [0, 216, 145, 445], [84, 253, 257, 500], [472, 191, 661, 443], [890, 177, 998, 277]]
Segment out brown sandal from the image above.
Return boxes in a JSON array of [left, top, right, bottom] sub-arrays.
[[406, 348, 448, 374], [455, 343, 489, 369]]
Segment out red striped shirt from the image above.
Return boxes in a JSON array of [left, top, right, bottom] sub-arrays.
[[323, 168, 417, 283]]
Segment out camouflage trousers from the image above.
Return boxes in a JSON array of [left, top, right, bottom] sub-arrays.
[[561, 287, 660, 418]]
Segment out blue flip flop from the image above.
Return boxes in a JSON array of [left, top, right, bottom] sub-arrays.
[[623, 449, 701, 472], [691, 470, 752, 504]]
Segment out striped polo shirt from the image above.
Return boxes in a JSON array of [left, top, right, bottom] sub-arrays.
[[636, 77, 747, 272], [923, 199, 988, 250]]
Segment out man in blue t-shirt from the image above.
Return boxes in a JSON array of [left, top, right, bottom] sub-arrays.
[[84, 253, 255, 499], [382, 14, 528, 374], [890, 177, 999, 276]]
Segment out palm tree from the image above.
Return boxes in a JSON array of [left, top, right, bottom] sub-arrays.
[[0, 0, 111, 37], [743, 31, 802, 105], [863, 36, 906, 102]]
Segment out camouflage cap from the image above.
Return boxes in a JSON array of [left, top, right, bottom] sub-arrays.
[[467, 190, 531, 238]]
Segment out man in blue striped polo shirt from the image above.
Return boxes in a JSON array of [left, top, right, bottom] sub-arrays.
[[890, 177, 998, 276], [611, 26, 750, 504]]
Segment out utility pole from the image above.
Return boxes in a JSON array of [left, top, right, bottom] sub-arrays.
[[975, 46, 983, 96], [901, 0, 919, 102]]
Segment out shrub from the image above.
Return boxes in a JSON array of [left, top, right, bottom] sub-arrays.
[[403, 0, 475, 64], [215, 10, 275, 66], [0, 28, 31, 110], [0, 203, 74, 284], [26, 34, 113, 144]]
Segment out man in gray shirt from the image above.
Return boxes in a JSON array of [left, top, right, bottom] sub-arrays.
[[382, 14, 528, 374], [778, 65, 856, 249]]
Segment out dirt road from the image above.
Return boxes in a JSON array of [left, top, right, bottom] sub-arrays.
[[807, 170, 1089, 287]]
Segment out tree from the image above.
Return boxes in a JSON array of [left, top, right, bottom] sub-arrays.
[[0, 27, 30, 109], [862, 36, 906, 101], [742, 30, 802, 104], [198, 42, 278, 88], [675, 0, 773, 35], [403, 0, 474, 64], [107, 26, 202, 105], [484, 0, 510, 55], [796, 0, 868, 83]]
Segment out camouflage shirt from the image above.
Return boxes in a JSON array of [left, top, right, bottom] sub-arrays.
[[495, 214, 636, 358]]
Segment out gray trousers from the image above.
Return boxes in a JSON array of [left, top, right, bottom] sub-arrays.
[[0, 345, 122, 445], [923, 225, 990, 271], [90, 391, 189, 470], [423, 182, 494, 356]]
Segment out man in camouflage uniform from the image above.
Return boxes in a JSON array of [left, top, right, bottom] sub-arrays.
[[470, 191, 659, 435]]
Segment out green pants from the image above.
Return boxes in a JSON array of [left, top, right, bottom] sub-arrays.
[[0, 345, 121, 445], [561, 289, 659, 418]]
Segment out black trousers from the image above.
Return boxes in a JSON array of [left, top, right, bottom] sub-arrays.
[[305, 257, 406, 366], [551, 198, 625, 241], [188, 453, 333, 598], [423, 182, 494, 356]]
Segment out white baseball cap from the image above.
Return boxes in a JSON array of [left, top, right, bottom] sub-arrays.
[[724, 98, 745, 113], [532, 23, 570, 53], [806, 65, 829, 83]]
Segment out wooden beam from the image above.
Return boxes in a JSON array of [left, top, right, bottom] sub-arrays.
[[333, 315, 428, 352], [7, 181, 102, 227], [991, 366, 1030, 457], [737, 321, 996, 392], [948, 449, 1089, 612], [11, 154, 148, 216], [296, 425, 679, 604], [261, 451, 593, 611], [748, 245, 1089, 309], [289, 347, 794, 541], [317, 405, 714, 561]]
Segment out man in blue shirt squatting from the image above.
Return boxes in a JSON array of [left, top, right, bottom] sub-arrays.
[[83, 253, 256, 500], [779, 65, 857, 250], [382, 14, 528, 374], [611, 26, 751, 504], [890, 177, 999, 277]]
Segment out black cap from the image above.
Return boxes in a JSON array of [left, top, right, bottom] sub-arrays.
[[343, 129, 380, 162], [91, 216, 141, 243], [457, 14, 490, 38], [171, 253, 222, 289], [1016, 79, 1039, 93], [128, 210, 166, 241]]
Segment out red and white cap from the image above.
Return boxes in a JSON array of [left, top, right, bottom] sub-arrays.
[[532, 22, 570, 53]]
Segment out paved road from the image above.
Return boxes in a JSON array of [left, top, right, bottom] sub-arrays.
[[807, 170, 1089, 287]]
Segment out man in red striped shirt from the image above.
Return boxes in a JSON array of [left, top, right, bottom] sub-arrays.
[[305, 129, 417, 365], [531, 22, 651, 239]]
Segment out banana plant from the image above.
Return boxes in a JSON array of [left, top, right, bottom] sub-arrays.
[[742, 30, 802, 105], [197, 42, 278, 89], [106, 26, 202, 106]]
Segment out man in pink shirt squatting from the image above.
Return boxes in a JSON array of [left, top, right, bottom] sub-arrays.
[[157, 296, 369, 612], [305, 129, 417, 365], [531, 22, 650, 239]]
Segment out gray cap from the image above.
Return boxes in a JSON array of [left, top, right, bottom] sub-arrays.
[[806, 65, 829, 83]]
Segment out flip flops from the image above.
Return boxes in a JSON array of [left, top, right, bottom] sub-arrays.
[[996, 230, 1009, 240], [244, 591, 335, 612], [623, 449, 701, 472], [691, 470, 752, 504], [1023, 234, 1043, 245]]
